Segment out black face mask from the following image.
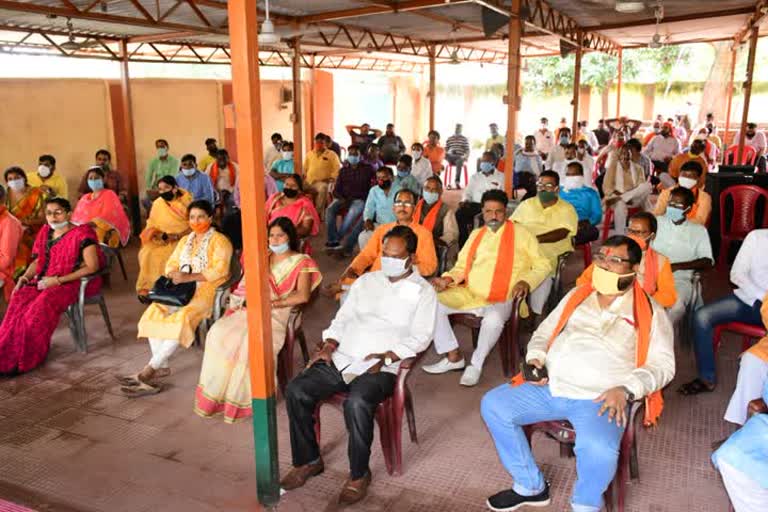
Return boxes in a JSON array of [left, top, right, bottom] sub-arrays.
[[283, 188, 299, 198], [160, 191, 175, 201], [378, 179, 392, 190]]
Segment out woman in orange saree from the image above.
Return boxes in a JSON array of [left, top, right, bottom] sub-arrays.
[[4, 167, 46, 277], [72, 167, 131, 248]]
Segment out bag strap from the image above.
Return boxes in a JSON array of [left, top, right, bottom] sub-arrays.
[[180, 264, 193, 274]]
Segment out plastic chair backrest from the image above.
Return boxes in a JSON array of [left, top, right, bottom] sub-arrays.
[[725, 144, 757, 165], [719, 184, 768, 238]]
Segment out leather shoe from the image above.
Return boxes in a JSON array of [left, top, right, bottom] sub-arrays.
[[338, 471, 371, 505], [280, 460, 324, 490]]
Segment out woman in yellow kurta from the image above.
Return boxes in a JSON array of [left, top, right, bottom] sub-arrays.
[[4, 166, 46, 276], [120, 199, 233, 397], [136, 176, 193, 300]]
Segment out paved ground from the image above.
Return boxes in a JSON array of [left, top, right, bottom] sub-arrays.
[[0, 190, 743, 511]]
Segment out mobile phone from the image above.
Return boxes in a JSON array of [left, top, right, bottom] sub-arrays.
[[522, 362, 548, 382]]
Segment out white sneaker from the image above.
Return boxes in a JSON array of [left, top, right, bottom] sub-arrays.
[[422, 357, 465, 375], [459, 365, 482, 386]]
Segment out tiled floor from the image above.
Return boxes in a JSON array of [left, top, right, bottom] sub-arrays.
[[0, 191, 744, 511]]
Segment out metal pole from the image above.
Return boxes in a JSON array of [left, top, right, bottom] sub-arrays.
[[723, 44, 737, 156], [737, 27, 758, 163], [227, 0, 279, 506], [572, 41, 583, 138], [292, 38, 303, 174], [118, 39, 141, 232], [504, 0, 522, 197], [615, 48, 623, 117], [429, 49, 436, 132]]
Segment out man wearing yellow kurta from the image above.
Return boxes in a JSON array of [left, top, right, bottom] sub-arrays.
[[121, 200, 232, 397], [510, 170, 578, 315], [423, 189, 551, 386], [29, 155, 69, 200], [723, 293, 768, 425], [303, 133, 341, 215]]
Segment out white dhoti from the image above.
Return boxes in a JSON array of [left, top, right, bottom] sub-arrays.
[[613, 182, 653, 235], [148, 337, 180, 370], [724, 352, 768, 425], [528, 276, 553, 316], [668, 276, 695, 326], [357, 224, 379, 250]]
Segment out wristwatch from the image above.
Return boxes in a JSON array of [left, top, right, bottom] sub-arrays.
[[384, 356, 394, 366], [621, 386, 635, 402]]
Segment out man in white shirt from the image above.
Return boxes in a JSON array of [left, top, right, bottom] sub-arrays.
[[281, 225, 437, 504], [642, 122, 680, 173], [534, 117, 554, 160], [545, 127, 570, 170], [602, 145, 652, 235], [679, 229, 768, 395], [456, 151, 504, 247], [551, 143, 581, 184], [651, 187, 713, 326], [410, 142, 433, 186], [263, 132, 283, 172], [481, 236, 674, 512], [733, 122, 767, 172]]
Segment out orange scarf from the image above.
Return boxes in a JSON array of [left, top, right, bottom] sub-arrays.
[[687, 187, 699, 220], [413, 198, 442, 232], [463, 221, 515, 303], [642, 248, 659, 296], [512, 281, 664, 427], [210, 162, 236, 188]]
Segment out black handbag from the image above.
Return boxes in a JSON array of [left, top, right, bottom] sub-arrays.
[[148, 264, 196, 307]]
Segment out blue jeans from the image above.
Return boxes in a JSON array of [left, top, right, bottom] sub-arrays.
[[325, 199, 364, 246], [692, 294, 763, 383], [481, 383, 625, 512]]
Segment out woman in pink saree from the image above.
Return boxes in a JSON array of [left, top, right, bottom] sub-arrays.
[[71, 167, 131, 248], [0, 198, 104, 375], [264, 174, 320, 254]]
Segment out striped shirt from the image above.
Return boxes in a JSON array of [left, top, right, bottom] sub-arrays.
[[445, 134, 470, 158]]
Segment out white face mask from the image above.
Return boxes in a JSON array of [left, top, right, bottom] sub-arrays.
[[412, 150, 422, 159], [37, 165, 52, 178], [7, 178, 24, 191], [182, 167, 197, 177], [282, 151, 293, 160], [49, 220, 68, 231], [269, 242, 290, 254], [678, 176, 697, 190], [564, 176, 584, 190], [380, 256, 409, 278]]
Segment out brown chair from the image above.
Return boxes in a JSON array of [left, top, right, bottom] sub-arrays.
[[524, 401, 644, 512], [448, 295, 524, 377], [312, 352, 424, 476], [276, 307, 310, 393]]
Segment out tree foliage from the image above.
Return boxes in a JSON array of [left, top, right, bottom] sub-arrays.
[[523, 45, 689, 95]]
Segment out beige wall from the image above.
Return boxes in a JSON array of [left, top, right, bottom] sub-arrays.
[[0, 79, 113, 199]]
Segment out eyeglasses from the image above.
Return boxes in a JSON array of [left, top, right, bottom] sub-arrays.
[[668, 202, 688, 209], [626, 228, 650, 236], [394, 201, 414, 207], [594, 253, 632, 265], [536, 183, 558, 191]]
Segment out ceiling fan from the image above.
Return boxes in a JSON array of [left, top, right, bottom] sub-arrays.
[[60, 17, 100, 51], [648, 1, 665, 48], [258, 0, 312, 50]]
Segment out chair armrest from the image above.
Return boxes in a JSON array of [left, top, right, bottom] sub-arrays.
[[748, 398, 768, 419]]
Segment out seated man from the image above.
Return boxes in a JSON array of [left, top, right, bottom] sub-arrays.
[[653, 161, 711, 226], [511, 171, 578, 316], [559, 161, 601, 246], [723, 292, 768, 427], [29, 154, 68, 199], [327, 189, 437, 297], [143, 138, 179, 213], [393, 154, 421, 195], [456, 151, 504, 247], [204, 149, 239, 213], [712, 377, 768, 512], [603, 145, 652, 236], [481, 236, 674, 512], [303, 133, 341, 216], [667, 138, 708, 188], [679, 229, 768, 395], [577, 212, 677, 309], [175, 154, 215, 205], [422, 190, 550, 386], [414, 176, 459, 270], [281, 226, 437, 504], [358, 167, 401, 249], [551, 143, 579, 183], [651, 187, 713, 326], [325, 144, 375, 256]]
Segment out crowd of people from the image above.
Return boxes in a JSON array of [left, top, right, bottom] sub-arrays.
[[0, 111, 766, 511]]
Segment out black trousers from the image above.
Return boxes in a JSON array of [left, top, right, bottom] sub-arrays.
[[285, 361, 396, 480], [456, 201, 482, 248]]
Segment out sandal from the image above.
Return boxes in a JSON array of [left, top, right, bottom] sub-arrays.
[[337, 472, 371, 506], [137, 293, 151, 305], [115, 368, 171, 386], [677, 378, 715, 395], [120, 382, 163, 398]]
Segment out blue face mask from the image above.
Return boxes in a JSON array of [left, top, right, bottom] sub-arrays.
[[269, 242, 290, 254], [480, 162, 495, 174], [397, 169, 410, 178], [87, 178, 104, 191], [182, 167, 196, 177], [665, 206, 687, 223], [347, 155, 360, 165], [423, 191, 439, 205]]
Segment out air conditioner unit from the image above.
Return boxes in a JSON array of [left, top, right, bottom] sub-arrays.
[[280, 86, 293, 104]]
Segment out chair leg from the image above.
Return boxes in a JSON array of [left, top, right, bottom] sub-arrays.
[[405, 388, 417, 443], [297, 328, 309, 364], [390, 399, 405, 476], [601, 210, 613, 242], [376, 404, 394, 476], [98, 297, 116, 340], [717, 240, 730, 271], [117, 250, 128, 280], [499, 322, 511, 378], [65, 307, 81, 352], [77, 300, 87, 353]]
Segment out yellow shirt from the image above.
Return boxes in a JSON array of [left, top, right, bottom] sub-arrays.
[[653, 187, 712, 226], [510, 197, 578, 272], [485, 134, 505, 151], [440, 222, 551, 310], [28, 173, 68, 200], [199, 154, 216, 175], [303, 149, 341, 185]]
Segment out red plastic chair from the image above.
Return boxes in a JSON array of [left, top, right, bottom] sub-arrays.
[[600, 207, 642, 242], [313, 352, 423, 476], [447, 295, 524, 377], [713, 322, 766, 353], [276, 308, 309, 393], [445, 162, 469, 189], [524, 401, 644, 512], [576, 242, 592, 268], [724, 144, 757, 165], [717, 185, 768, 269]]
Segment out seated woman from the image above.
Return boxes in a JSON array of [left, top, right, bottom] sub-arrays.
[[71, 167, 131, 248], [195, 217, 321, 422], [265, 173, 320, 254], [120, 200, 233, 397], [0, 198, 103, 374], [136, 176, 193, 301], [4, 166, 46, 276], [269, 141, 295, 192]]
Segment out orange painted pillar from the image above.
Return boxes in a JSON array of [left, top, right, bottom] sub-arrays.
[[615, 48, 623, 118], [723, 46, 737, 155], [504, 0, 522, 197], [571, 42, 583, 138], [118, 40, 141, 231], [737, 27, 758, 163], [227, 0, 278, 506]]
